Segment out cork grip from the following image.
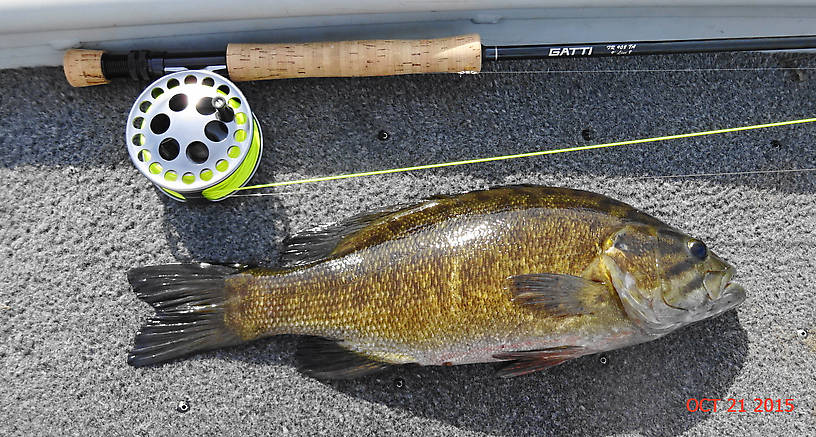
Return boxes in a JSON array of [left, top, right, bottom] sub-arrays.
[[226, 34, 482, 82], [63, 49, 109, 87]]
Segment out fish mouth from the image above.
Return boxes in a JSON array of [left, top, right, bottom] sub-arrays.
[[709, 281, 747, 314], [704, 266, 746, 314]]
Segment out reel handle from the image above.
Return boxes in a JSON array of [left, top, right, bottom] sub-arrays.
[[226, 34, 481, 81], [62, 34, 482, 87]]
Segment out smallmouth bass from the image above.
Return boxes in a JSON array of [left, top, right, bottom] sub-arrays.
[[128, 185, 746, 378]]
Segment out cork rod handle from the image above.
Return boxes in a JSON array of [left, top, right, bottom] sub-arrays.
[[226, 34, 482, 81], [62, 34, 482, 87], [63, 49, 110, 87]]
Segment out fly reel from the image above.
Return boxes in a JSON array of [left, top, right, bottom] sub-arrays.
[[125, 70, 262, 201]]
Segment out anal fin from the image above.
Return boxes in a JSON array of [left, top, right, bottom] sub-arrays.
[[493, 346, 585, 378], [296, 337, 392, 379]]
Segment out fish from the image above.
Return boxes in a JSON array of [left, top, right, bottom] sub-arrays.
[[127, 185, 746, 378]]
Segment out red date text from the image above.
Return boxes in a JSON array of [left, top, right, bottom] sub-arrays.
[[686, 398, 795, 413]]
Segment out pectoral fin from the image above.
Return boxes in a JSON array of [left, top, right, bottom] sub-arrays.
[[508, 273, 607, 316], [493, 346, 586, 378]]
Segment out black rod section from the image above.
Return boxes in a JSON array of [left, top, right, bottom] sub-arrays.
[[101, 51, 226, 81], [483, 35, 816, 61]]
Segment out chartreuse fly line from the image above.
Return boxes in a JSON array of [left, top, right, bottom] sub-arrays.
[[126, 70, 262, 202], [204, 116, 816, 198], [125, 70, 816, 201]]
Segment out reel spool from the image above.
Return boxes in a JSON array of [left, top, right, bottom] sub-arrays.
[[125, 70, 262, 202]]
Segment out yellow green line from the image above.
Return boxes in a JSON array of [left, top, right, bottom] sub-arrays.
[[236, 116, 816, 191]]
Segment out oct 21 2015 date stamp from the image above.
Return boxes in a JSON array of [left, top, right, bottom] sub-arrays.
[[686, 398, 796, 413]]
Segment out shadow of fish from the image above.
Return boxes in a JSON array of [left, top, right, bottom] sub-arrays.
[[127, 185, 746, 378]]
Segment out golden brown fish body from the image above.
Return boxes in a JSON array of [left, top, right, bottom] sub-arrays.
[[128, 186, 745, 378]]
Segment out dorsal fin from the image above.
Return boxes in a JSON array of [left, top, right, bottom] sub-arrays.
[[280, 185, 662, 266], [279, 186, 518, 266], [279, 200, 431, 265]]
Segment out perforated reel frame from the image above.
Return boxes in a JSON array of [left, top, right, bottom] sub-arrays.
[[125, 70, 260, 197]]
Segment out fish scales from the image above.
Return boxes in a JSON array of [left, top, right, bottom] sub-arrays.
[[224, 186, 645, 364]]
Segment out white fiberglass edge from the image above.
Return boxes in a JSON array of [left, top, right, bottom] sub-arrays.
[[4, 3, 816, 69], [4, 1, 816, 34]]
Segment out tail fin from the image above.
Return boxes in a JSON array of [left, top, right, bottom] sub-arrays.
[[127, 263, 245, 367]]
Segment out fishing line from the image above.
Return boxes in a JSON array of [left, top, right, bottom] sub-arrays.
[[210, 116, 816, 197], [227, 168, 816, 198], [226, 168, 816, 198]]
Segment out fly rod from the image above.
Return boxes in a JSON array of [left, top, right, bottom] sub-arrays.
[[64, 34, 816, 87]]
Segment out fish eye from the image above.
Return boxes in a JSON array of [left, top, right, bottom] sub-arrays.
[[687, 239, 708, 260]]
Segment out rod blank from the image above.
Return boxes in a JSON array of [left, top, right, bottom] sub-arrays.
[[484, 35, 816, 60]]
